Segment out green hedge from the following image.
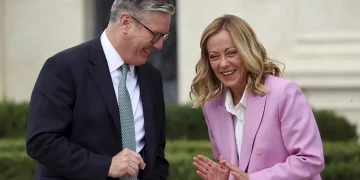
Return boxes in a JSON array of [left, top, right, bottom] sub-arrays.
[[0, 101, 358, 141], [165, 104, 210, 140], [165, 104, 358, 141], [0, 139, 359, 180], [167, 141, 360, 180], [314, 109, 358, 141], [0, 101, 28, 138]]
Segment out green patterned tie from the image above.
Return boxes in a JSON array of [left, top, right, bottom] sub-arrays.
[[118, 64, 137, 180]]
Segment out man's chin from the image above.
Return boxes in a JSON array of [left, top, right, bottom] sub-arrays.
[[134, 58, 148, 65]]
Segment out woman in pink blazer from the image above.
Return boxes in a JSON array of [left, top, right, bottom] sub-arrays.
[[189, 14, 325, 180]]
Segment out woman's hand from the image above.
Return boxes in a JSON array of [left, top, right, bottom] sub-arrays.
[[220, 160, 249, 180], [193, 154, 229, 180]]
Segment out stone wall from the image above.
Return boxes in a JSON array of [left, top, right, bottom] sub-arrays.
[[177, 0, 360, 135], [0, 0, 90, 101]]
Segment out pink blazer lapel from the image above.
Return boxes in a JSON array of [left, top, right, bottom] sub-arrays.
[[217, 104, 239, 167], [239, 92, 267, 171]]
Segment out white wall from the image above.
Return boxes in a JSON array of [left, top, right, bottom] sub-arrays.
[[0, 0, 6, 100], [1, 0, 359, 135], [177, 0, 360, 101], [177, 0, 246, 105], [1, 0, 89, 101], [177, 0, 302, 104], [177, 0, 360, 136]]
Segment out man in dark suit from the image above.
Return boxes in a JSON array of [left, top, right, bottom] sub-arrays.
[[25, 0, 175, 179]]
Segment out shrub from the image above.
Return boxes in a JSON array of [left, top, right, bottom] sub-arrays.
[[321, 162, 360, 180], [0, 101, 358, 142], [165, 105, 358, 141], [165, 104, 209, 140], [0, 101, 28, 138], [314, 109, 358, 141], [0, 139, 359, 180]]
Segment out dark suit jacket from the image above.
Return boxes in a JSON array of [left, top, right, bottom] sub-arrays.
[[26, 36, 169, 180]]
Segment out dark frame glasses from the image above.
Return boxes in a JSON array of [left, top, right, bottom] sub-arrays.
[[131, 16, 170, 43]]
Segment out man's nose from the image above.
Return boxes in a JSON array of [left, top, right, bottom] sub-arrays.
[[153, 38, 164, 50]]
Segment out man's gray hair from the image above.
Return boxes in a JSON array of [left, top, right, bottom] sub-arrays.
[[109, 0, 175, 23]]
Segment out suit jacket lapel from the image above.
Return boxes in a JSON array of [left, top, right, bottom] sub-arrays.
[[87, 36, 155, 168], [217, 104, 239, 167], [239, 92, 267, 171], [87, 36, 122, 142], [137, 65, 155, 166]]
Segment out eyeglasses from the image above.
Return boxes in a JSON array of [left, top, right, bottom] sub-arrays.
[[131, 16, 170, 43]]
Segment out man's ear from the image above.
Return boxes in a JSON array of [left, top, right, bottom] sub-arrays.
[[119, 13, 132, 33]]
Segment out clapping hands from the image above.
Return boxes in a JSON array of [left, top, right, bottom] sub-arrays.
[[193, 154, 229, 180], [193, 154, 249, 180]]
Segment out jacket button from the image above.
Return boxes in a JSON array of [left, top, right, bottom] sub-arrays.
[[255, 148, 263, 155]]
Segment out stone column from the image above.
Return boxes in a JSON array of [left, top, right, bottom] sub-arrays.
[[4, 0, 88, 101], [0, 0, 7, 100], [282, 0, 360, 136]]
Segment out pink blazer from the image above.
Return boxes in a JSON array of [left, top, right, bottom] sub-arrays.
[[202, 75, 325, 180]]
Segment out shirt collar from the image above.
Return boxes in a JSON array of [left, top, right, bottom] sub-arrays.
[[100, 31, 136, 77], [225, 87, 247, 112]]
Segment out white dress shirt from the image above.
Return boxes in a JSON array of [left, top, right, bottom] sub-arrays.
[[224, 88, 247, 160], [100, 31, 145, 153]]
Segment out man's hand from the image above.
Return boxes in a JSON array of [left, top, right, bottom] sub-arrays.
[[220, 160, 248, 180], [107, 148, 146, 178], [193, 154, 229, 180]]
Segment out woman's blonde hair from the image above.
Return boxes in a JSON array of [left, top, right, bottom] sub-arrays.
[[190, 14, 283, 108]]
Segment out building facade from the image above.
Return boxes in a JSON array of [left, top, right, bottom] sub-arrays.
[[1, 0, 359, 135]]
